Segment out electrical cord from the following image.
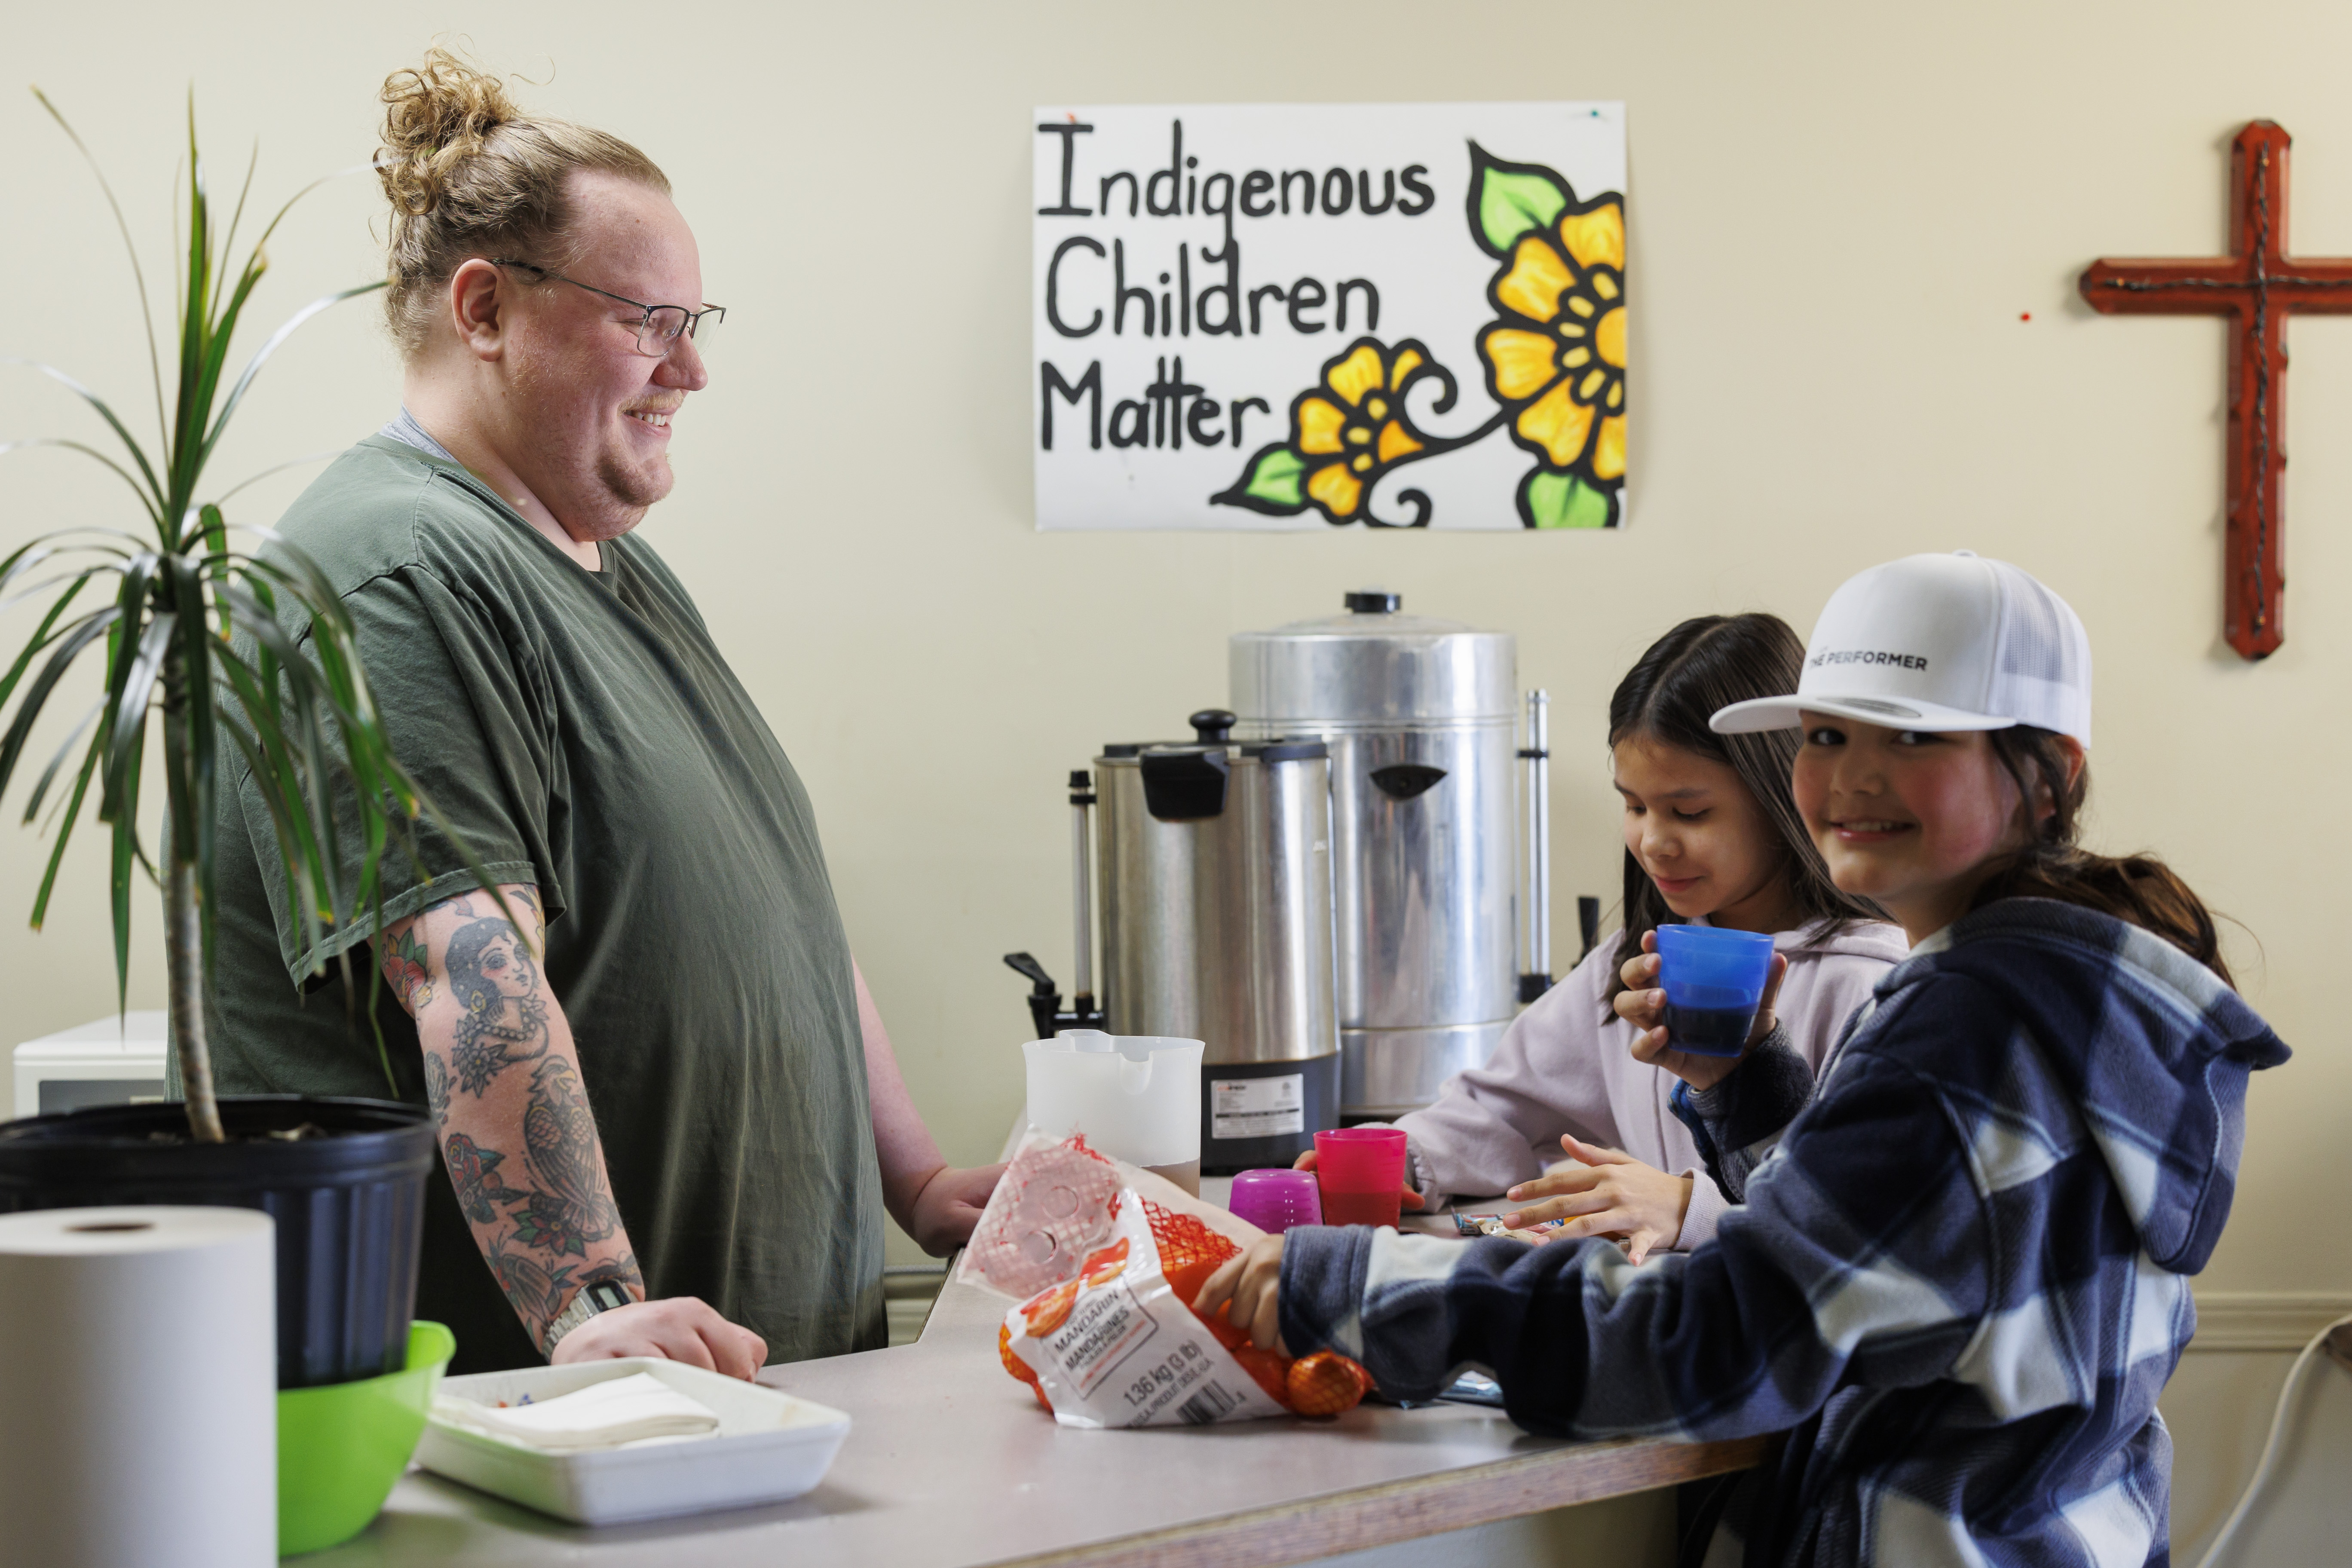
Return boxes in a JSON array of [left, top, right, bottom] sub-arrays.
[[2193, 1311, 2352, 1568]]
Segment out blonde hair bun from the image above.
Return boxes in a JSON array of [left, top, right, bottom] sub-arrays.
[[372, 45, 667, 357], [378, 46, 521, 218]]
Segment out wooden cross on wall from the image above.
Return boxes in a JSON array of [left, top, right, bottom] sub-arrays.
[[2081, 122, 2352, 661]]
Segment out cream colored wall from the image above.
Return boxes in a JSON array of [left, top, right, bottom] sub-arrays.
[[3, 0, 2350, 1550]]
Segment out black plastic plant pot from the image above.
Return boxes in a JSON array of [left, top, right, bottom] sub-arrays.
[[0, 1095, 435, 1389]]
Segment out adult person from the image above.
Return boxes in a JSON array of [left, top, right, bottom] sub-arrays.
[[200, 49, 999, 1376]]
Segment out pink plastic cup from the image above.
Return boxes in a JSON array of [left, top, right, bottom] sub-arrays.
[[1227, 1169, 1323, 1234], [1314, 1127, 1409, 1229]]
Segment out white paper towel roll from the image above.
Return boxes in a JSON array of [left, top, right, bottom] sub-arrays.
[[0, 1205, 276, 1568]]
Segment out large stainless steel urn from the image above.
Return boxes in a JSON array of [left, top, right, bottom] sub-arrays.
[[1094, 715, 1342, 1173], [1231, 592, 1531, 1118]]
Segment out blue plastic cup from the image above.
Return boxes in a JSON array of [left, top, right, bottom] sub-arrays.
[[1653, 925, 1776, 1058]]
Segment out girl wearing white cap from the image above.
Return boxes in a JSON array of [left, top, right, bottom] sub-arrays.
[[1205, 552, 2288, 1568]]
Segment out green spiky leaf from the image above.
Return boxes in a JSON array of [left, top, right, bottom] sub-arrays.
[[0, 91, 472, 1129]]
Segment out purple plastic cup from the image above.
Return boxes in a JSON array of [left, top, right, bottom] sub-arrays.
[[1226, 1168, 1323, 1234]]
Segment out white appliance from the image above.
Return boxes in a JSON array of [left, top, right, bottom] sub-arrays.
[[9, 1012, 168, 1121]]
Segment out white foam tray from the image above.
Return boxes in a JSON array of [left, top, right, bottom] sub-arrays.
[[416, 1358, 851, 1526]]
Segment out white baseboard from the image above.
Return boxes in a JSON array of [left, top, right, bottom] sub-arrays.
[[2188, 1292, 2352, 1353]]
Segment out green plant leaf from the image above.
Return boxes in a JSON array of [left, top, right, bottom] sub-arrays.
[[104, 612, 174, 806], [211, 141, 259, 322], [1519, 468, 1618, 530], [1467, 142, 1571, 258], [4, 361, 167, 518], [31, 88, 168, 456], [96, 554, 160, 819], [199, 282, 386, 472], [176, 92, 213, 479], [1211, 444, 1308, 514], [109, 732, 142, 1008], [30, 725, 102, 929], [0, 575, 96, 712], [23, 698, 101, 825], [0, 609, 121, 799], [0, 439, 163, 524]]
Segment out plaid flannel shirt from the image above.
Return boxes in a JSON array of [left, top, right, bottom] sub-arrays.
[[1280, 900, 2288, 1567]]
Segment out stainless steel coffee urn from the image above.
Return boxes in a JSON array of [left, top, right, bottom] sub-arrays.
[[1097, 716, 1342, 1173], [1004, 593, 1552, 1156], [1007, 712, 1343, 1174], [1231, 592, 1547, 1118]]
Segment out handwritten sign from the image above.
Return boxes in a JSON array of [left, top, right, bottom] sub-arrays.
[[1032, 103, 1628, 532]]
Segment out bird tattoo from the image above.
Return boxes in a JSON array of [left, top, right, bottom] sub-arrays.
[[508, 1057, 620, 1257]]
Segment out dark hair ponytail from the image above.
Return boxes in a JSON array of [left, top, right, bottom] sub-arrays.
[[1602, 614, 1881, 1008], [1974, 728, 2234, 986]]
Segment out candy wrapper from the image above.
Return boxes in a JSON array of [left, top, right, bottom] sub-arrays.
[[973, 1133, 1372, 1428], [1452, 1212, 1566, 1242]]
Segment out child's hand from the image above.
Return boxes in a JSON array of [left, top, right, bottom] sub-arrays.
[[1500, 1136, 1691, 1264], [1614, 930, 1787, 1092], [1194, 1233, 1289, 1353], [1292, 1146, 1428, 1210]]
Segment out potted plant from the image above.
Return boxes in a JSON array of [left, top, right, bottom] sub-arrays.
[[0, 92, 492, 1390]]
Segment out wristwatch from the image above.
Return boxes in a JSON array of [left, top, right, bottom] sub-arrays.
[[542, 1280, 637, 1356]]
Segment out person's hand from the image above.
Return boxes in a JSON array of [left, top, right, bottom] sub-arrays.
[[1291, 1146, 1428, 1211], [550, 1297, 768, 1380], [1501, 1136, 1691, 1264], [1614, 930, 1787, 1093], [1193, 1233, 1290, 1354], [905, 1163, 1006, 1255]]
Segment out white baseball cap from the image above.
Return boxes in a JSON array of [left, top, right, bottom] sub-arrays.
[[1710, 551, 2093, 746]]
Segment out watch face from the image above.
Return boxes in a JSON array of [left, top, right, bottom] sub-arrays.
[[588, 1281, 634, 1313]]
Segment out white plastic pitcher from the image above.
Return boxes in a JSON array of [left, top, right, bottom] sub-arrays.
[[1023, 1032, 1204, 1194]]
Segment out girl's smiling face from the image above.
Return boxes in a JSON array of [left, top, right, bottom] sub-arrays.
[[1791, 714, 2063, 942], [1614, 735, 1801, 933]]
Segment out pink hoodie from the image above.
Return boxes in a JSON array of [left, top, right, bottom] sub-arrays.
[[1391, 917, 1909, 1249]]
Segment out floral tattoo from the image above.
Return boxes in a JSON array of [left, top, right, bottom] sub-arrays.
[[442, 1131, 531, 1225], [383, 925, 435, 1011]]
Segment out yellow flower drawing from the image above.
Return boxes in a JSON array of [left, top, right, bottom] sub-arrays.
[[1212, 144, 1627, 529], [1480, 202, 1626, 485], [1214, 337, 1456, 527], [1293, 341, 1433, 520]]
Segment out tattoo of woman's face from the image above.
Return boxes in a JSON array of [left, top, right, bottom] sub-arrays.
[[447, 916, 551, 1096]]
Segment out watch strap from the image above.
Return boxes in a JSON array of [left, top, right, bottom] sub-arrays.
[[542, 1279, 638, 1356]]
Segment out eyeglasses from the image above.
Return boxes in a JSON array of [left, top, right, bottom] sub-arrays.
[[490, 258, 724, 358]]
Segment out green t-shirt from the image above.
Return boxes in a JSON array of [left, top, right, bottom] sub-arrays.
[[202, 436, 885, 1373]]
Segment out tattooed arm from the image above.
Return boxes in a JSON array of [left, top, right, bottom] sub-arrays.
[[383, 885, 767, 1378]]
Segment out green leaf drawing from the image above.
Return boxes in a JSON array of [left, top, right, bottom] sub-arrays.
[[1468, 142, 1570, 257], [1213, 444, 1309, 514], [1520, 468, 1617, 530]]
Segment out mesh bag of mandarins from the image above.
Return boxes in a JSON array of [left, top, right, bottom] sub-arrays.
[[980, 1135, 1373, 1427]]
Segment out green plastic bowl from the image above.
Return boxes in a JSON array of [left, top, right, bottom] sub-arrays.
[[278, 1320, 456, 1556]]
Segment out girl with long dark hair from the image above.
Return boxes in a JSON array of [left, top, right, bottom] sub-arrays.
[[1300, 613, 1902, 1260]]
